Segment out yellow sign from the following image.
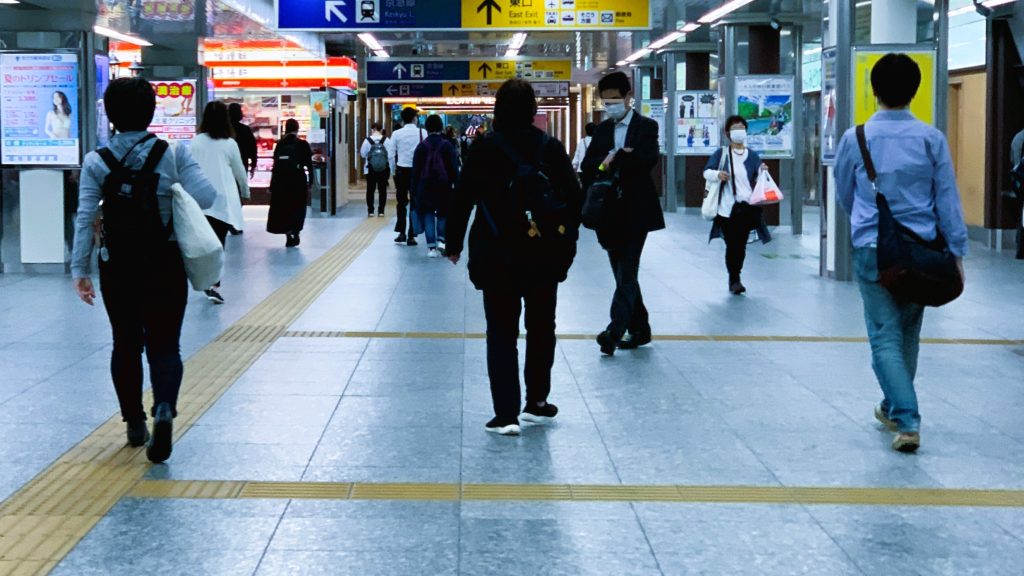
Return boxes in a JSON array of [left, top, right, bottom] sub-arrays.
[[469, 59, 572, 81], [442, 83, 503, 97], [853, 49, 936, 125], [461, 0, 649, 30]]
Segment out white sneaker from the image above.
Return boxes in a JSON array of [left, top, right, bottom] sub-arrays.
[[427, 249, 440, 258], [437, 241, 446, 251]]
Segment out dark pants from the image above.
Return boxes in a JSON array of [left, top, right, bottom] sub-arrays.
[[366, 170, 389, 214], [482, 282, 558, 420], [206, 216, 231, 247], [722, 203, 761, 282], [394, 167, 415, 235], [99, 242, 188, 423], [606, 233, 650, 340]]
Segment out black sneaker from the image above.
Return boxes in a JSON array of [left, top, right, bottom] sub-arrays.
[[285, 234, 300, 248], [204, 288, 225, 304], [485, 417, 520, 436], [406, 236, 418, 247], [596, 331, 617, 356], [146, 402, 174, 464], [520, 403, 558, 425], [394, 233, 407, 244], [729, 281, 747, 295], [617, 331, 652, 350], [126, 419, 149, 447]]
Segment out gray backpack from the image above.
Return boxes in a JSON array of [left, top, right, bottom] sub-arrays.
[[366, 137, 389, 174]]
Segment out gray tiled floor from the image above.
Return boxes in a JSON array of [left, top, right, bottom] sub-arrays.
[[4, 205, 1024, 574]]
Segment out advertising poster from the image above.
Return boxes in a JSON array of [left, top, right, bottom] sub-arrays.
[[0, 53, 81, 166], [150, 80, 197, 141], [821, 48, 838, 164], [735, 76, 795, 158], [95, 55, 112, 149], [640, 100, 666, 153], [853, 48, 935, 126], [676, 91, 720, 156]]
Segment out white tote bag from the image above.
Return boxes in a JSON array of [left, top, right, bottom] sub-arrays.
[[171, 183, 224, 291], [701, 147, 729, 221]]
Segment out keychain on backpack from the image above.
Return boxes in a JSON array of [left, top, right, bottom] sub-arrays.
[[526, 210, 541, 238]]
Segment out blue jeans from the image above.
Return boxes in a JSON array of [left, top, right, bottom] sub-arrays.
[[418, 210, 446, 248], [854, 247, 925, 432]]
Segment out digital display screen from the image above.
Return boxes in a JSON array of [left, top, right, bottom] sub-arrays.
[[0, 53, 81, 166]]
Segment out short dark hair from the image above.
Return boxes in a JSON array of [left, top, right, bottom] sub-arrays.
[[104, 77, 156, 133], [199, 101, 235, 140], [871, 53, 921, 109], [425, 114, 443, 133], [400, 107, 418, 124], [493, 79, 538, 130], [584, 122, 597, 137], [228, 102, 243, 123], [724, 115, 748, 132], [370, 122, 382, 132], [284, 118, 300, 134], [597, 71, 632, 97]]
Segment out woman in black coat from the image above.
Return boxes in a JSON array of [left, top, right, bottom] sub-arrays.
[[267, 118, 313, 247], [446, 79, 583, 436]]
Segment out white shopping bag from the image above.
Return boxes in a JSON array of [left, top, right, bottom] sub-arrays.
[[750, 170, 784, 206], [171, 183, 224, 291]]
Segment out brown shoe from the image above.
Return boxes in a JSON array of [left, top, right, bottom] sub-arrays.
[[892, 432, 921, 453], [874, 404, 898, 432]]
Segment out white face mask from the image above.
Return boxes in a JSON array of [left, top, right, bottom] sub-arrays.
[[729, 129, 748, 144], [604, 102, 627, 121]]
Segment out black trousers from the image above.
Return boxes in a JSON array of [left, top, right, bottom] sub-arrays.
[[606, 232, 650, 340], [482, 282, 558, 420], [366, 170, 389, 214], [721, 203, 761, 282], [99, 242, 188, 423], [206, 216, 231, 247], [394, 167, 415, 235]]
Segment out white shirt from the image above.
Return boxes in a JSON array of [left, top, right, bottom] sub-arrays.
[[571, 136, 591, 172], [703, 146, 752, 218], [359, 134, 396, 175], [189, 133, 250, 230], [391, 123, 427, 168], [614, 109, 634, 151]]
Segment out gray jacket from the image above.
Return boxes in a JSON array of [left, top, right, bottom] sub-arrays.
[[71, 132, 217, 279], [1012, 129, 1024, 167]]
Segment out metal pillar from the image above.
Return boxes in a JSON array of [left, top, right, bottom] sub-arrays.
[[824, 0, 856, 281], [934, 0, 950, 135], [791, 24, 805, 235], [664, 51, 678, 213], [722, 25, 738, 117]]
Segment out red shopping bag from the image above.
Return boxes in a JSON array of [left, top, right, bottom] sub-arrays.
[[750, 170, 784, 206]]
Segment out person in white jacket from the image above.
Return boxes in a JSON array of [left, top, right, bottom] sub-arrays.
[[359, 123, 396, 217], [190, 100, 251, 304], [571, 122, 596, 176]]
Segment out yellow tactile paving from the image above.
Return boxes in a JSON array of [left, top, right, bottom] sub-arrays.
[[125, 480, 1024, 508], [0, 217, 388, 576]]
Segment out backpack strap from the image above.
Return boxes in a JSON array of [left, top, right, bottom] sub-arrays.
[[96, 133, 161, 174], [140, 139, 169, 175]]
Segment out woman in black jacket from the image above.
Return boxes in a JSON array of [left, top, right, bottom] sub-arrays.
[[267, 119, 313, 247], [446, 79, 583, 436]]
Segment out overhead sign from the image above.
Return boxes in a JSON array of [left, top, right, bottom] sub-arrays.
[[438, 81, 568, 97], [276, 0, 650, 31], [367, 83, 443, 98], [366, 58, 571, 83]]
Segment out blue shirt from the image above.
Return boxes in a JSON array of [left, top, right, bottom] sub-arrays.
[[835, 110, 968, 257]]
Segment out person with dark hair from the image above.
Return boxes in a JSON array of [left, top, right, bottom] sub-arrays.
[[267, 118, 313, 247], [572, 122, 597, 176], [703, 115, 772, 295], [835, 53, 968, 453], [412, 114, 460, 257], [228, 103, 258, 177], [444, 125, 462, 164], [580, 71, 665, 356], [391, 107, 427, 245], [446, 79, 583, 436], [46, 91, 73, 139], [190, 100, 250, 304], [360, 122, 395, 217], [71, 77, 218, 463]]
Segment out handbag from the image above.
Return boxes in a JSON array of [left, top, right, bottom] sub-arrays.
[[855, 125, 963, 307], [701, 147, 728, 220], [750, 169, 784, 206], [582, 172, 621, 231], [171, 183, 224, 291]]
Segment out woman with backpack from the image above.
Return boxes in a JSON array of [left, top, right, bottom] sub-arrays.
[[267, 119, 313, 247], [446, 80, 583, 436], [411, 115, 460, 258], [360, 122, 395, 218], [190, 100, 251, 304]]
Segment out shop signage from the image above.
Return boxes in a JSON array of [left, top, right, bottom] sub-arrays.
[[367, 58, 571, 83], [0, 53, 80, 166], [150, 80, 197, 141], [735, 75, 795, 159], [276, 0, 650, 31], [210, 56, 357, 91]]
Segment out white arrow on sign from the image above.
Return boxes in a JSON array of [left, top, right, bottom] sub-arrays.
[[325, 0, 347, 23], [393, 63, 407, 79], [386, 85, 398, 95]]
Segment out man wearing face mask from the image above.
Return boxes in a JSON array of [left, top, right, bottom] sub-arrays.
[[581, 71, 665, 356], [704, 115, 772, 295]]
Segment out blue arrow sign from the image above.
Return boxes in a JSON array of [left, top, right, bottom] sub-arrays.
[[366, 83, 443, 98], [277, 0, 460, 31], [366, 60, 471, 83]]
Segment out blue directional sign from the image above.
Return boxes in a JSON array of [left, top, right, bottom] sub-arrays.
[[366, 83, 443, 98], [366, 60, 470, 83], [277, 0, 459, 31]]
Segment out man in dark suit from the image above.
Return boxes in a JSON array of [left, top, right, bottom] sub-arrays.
[[228, 103, 258, 176], [581, 71, 665, 356]]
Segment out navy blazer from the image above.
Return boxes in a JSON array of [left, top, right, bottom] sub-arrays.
[[704, 146, 763, 194]]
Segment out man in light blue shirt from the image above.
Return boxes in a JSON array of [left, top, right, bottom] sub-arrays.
[[835, 53, 968, 454]]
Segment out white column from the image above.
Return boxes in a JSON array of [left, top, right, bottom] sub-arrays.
[[19, 170, 65, 264], [871, 0, 917, 44]]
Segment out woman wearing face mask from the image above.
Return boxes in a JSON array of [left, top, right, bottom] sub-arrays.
[[703, 115, 772, 295]]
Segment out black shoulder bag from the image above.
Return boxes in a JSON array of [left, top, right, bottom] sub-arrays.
[[855, 125, 963, 307]]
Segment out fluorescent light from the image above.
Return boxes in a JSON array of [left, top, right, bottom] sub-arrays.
[[357, 33, 383, 51], [505, 48, 519, 58], [616, 60, 628, 67], [624, 47, 652, 63], [682, 23, 701, 33], [649, 31, 685, 50], [373, 50, 390, 58], [698, 0, 758, 24], [509, 32, 528, 50], [0, 0, 21, 4], [93, 26, 152, 47]]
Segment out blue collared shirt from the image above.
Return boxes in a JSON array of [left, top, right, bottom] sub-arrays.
[[835, 109, 968, 257]]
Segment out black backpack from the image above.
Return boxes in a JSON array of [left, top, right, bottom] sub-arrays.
[[98, 134, 171, 260], [479, 132, 578, 282], [366, 137, 389, 174]]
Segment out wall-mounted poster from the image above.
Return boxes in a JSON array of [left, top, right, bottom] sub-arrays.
[[735, 76, 795, 158], [150, 80, 197, 141], [676, 91, 720, 156], [0, 53, 81, 166], [640, 99, 666, 153], [853, 48, 935, 126], [821, 48, 838, 165]]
